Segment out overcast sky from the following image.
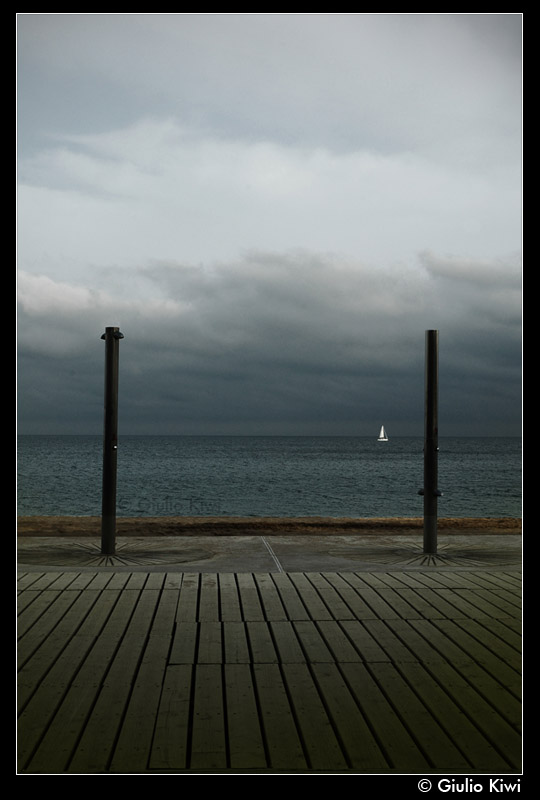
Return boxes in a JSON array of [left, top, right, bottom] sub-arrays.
[[17, 13, 522, 436]]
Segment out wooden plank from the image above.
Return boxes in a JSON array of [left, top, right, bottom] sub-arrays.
[[414, 588, 471, 619], [324, 574, 381, 619], [218, 574, 243, 621], [104, 590, 162, 685], [175, 573, 200, 622], [169, 622, 198, 664], [490, 572, 522, 592], [499, 571, 522, 585], [253, 663, 307, 770], [424, 571, 486, 589], [17, 589, 40, 613], [340, 662, 430, 772], [22, 676, 102, 772], [316, 621, 363, 663], [339, 620, 391, 662], [443, 659, 522, 730], [223, 622, 250, 664], [198, 574, 220, 621], [25, 590, 162, 773], [197, 621, 223, 664], [479, 617, 522, 650], [467, 571, 522, 593], [368, 661, 473, 771], [270, 573, 311, 621], [421, 661, 521, 770], [149, 664, 193, 770], [310, 663, 389, 771], [397, 661, 512, 771], [18, 592, 82, 667], [385, 618, 447, 664], [494, 615, 521, 634], [393, 588, 450, 619], [61, 590, 141, 683], [18, 590, 62, 638], [163, 573, 183, 590], [361, 619, 419, 663], [41, 573, 82, 590], [63, 572, 107, 591], [281, 662, 348, 771], [236, 573, 265, 621], [189, 664, 227, 771], [453, 588, 517, 618], [368, 572, 427, 589], [408, 619, 487, 667], [375, 588, 426, 619], [452, 619, 522, 670], [151, 588, 180, 636], [106, 631, 172, 774], [19, 586, 140, 773], [341, 578, 401, 619], [17, 572, 45, 590], [103, 572, 131, 590], [82, 572, 116, 590], [66, 682, 131, 773], [395, 571, 451, 589], [21, 573, 66, 591], [72, 588, 125, 640], [270, 621, 305, 663], [145, 573, 166, 590], [471, 588, 521, 616], [287, 573, 333, 620], [225, 664, 267, 770], [430, 619, 521, 688], [491, 586, 522, 608], [349, 572, 390, 588], [292, 621, 335, 663], [18, 590, 124, 710], [433, 588, 492, 619], [246, 621, 279, 664], [303, 574, 356, 620], [253, 573, 288, 620], [124, 572, 150, 590], [17, 590, 102, 702]]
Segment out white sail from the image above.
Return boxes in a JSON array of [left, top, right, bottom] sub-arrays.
[[378, 425, 388, 441]]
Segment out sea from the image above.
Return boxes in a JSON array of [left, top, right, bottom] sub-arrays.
[[17, 435, 522, 519]]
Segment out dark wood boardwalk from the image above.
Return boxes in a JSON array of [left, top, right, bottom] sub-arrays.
[[17, 569, 522, 774]]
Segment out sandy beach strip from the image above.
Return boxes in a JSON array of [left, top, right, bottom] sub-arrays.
[[17, 515, 521, 537]]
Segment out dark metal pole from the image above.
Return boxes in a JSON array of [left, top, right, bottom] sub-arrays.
[[100, 326, 124, 556], [423, 330, 439, 555]]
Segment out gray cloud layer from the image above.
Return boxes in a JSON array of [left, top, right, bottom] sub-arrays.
[[17, 14, 522, 436]]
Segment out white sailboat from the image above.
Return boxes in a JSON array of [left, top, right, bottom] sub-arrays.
[[377, 425, 388, 442]]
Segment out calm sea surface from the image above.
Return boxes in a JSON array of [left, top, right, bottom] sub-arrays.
[[17, 435, 521, 519]]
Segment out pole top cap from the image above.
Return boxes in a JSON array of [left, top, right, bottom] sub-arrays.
[[101, 327, 124, 340]]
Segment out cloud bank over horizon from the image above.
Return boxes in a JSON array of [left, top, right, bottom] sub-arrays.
[[17, 13, 522, 436]]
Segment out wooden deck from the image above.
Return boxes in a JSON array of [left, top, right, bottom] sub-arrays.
[[17, 569, 522, 774]]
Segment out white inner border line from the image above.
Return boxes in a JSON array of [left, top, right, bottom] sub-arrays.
[[261, 536, 284, 572]]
